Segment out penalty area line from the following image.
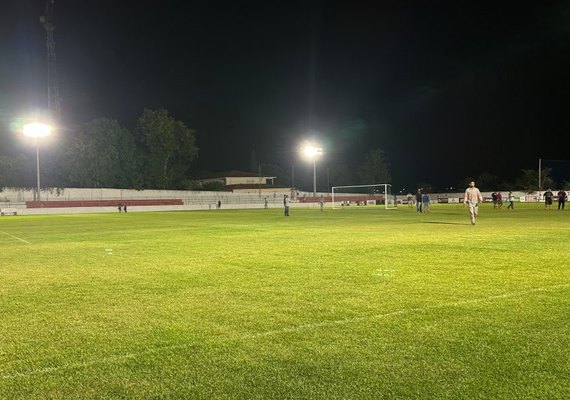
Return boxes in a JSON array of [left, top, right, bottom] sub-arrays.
[[0, 231, 32, 244]]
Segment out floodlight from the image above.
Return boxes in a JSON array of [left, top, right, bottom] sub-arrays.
[[23, 122, 52, 138]]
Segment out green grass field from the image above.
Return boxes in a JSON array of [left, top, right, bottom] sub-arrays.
[[1, 204, 569, 399]]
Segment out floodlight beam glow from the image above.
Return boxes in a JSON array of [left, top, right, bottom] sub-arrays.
[[302, 145, 323, 159], [23, 123, 52, 138]]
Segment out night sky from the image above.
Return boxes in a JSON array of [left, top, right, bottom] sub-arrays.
[[1, 0, 569, 190]]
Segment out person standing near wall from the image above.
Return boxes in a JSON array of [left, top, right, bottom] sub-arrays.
[[491, 192, 498, 209], [544, 189, 554, 210], [415, 189, 422, 213], [557, 190, 567, 210], [507, 191, 515, 209], [421, 192, 430, 213], [496, 192, 503, 209], [283, 194, 290, 216]]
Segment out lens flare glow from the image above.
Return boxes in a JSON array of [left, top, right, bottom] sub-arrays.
[[23, 123, 52, 138]]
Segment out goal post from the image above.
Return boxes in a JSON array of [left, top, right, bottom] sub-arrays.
[[331, 184, 396, 209]]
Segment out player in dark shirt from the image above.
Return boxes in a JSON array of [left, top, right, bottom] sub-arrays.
[[544, 190, 554, 210], [557, 190, 567, 210]]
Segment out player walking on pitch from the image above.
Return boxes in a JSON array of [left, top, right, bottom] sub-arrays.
[[464, 181, 483, 225]]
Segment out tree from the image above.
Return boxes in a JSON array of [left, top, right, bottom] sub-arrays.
[[61, 118, 141, 188], [328, 164, 356, 187], [475, 173, 499, 191], [137, 109, 198, 189], [456, 177, 476, 191], [515, 168, 554, 193], [0, 154, 34, 188], [357, 148, 391, 184]]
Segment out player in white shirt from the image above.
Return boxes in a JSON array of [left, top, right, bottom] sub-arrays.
[[464, 181, 483, 225]]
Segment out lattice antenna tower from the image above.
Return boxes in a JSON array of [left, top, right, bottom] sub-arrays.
[[40, 0, 61, 120]]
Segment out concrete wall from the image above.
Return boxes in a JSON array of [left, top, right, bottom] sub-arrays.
[[0, 187, 316, 215], [0, 187, 554, 216], [0, 187, 289, 204]]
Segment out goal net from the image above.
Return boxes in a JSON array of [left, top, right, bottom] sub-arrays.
[[331, 184, 396, 209]]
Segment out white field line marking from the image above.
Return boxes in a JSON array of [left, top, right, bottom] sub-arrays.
[[245, 284, 569, 339], [1, 283, 568, 380], [0, 231, 32, 244]]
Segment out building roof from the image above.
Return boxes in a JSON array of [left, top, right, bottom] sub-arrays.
[[225, 184, 288, 190], [196, 170, 275, 179]]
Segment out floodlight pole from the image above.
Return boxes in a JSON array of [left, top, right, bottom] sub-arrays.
[[302, 144, 322, 197], [35, 138, 41, 201], [23, 122, 52, 202], [312, 158, 317, 197]]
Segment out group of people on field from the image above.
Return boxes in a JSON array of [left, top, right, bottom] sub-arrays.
[[280, 183, 567, 222], [464, 182, 513, 225], [466, 182, 569, 225], [490, 191, 516, 210], [412, 189, 430, 213], [542, 189, 567, 210]]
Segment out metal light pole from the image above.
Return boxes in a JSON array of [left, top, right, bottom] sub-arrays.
[[23, 123, 52, 202], [302, 145, 323, 197], [35, 138, 41, 201], [312, 157, 317, 197]]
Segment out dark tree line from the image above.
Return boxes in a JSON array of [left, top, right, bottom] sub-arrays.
[[0, 109, 199, 190], [2, 110, 565, 193], [456, 168, 566, 193]]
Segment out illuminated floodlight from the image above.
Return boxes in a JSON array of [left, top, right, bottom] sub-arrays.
[[23, 122, 52, 138], [303, 145, 323, 159]]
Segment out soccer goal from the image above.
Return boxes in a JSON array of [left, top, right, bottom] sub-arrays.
[[331, 184, 396, 209]]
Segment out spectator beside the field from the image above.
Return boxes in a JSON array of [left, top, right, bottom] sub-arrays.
[[217, 200, 222, 209], [264, 197, 268, 209], [557, 190, 567, 210], [507, 191, 515, 209], [118, 204, 122, 212], [422, 193, 430, 213], [464, 181, 483, 225], [544, 189, 554, 210], [406, 193, 413, 207], [415, 189, 422, 212], [283, 194, 290, 216], [123, 203, 127, 212], [491, 192, 498, 209]]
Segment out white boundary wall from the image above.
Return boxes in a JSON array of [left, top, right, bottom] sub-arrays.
[[0, 187, 325, 215], [0, 187, 560, 216]]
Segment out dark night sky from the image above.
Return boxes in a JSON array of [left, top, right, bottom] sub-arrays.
[[1, 0, 569, 190]]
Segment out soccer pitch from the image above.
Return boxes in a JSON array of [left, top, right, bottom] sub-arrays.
[[1, 204, 569, 399]]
